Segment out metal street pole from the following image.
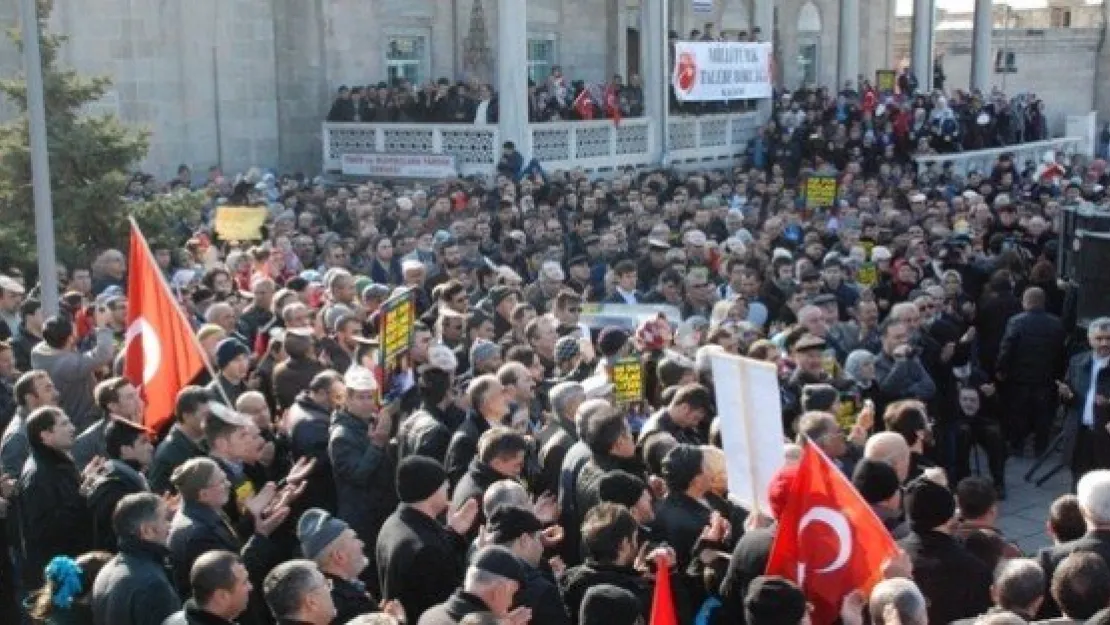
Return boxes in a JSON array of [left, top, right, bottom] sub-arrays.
[[19, 0, 59, 316]]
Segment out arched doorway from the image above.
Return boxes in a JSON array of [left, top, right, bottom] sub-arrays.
[[797, 1, 821, 87]]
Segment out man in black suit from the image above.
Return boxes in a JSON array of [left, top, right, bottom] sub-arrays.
[[1035, 469, 1110, 619], [1057, 318, 1110, 482], [996, 286, 1067, 455]]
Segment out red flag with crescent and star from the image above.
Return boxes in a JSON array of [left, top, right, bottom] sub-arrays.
[[125, 220, 206, 434], [765, 440, 898, 625], [649, 554, 677, 625]]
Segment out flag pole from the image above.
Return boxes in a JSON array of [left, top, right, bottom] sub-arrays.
[[127, 217, 234, 408]]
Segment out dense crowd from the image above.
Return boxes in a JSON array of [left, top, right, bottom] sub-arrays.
[[0, 103, 1107, 625]]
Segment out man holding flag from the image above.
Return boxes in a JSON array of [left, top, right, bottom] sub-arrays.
[[764, 440, 899, 625], [124, 220, 207, 435]]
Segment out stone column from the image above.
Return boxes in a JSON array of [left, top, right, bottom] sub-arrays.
[[497, 0, 530, 158], [838, 0, 860, 90], [754, 0, 774, 122], [609, 0, 630, 79], [970, 0, 992, 92], [911, 0, 933, 92], [642, 0, 667, 162]]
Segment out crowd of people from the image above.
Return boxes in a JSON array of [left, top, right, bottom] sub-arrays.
[[0, 80, 1107, 625]]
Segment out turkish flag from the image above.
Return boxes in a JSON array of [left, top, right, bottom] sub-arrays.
[[605, 84, 622, 127], [125, 221, 207, 434], [573, 89, 595, 120], [765, 440, 898, 625], [649, 555, 677, 625]]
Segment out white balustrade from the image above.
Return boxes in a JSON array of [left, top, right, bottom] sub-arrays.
[[322, 112, 763, 177], [913, 137, 1085, 179], [322, 123, 500, 176]]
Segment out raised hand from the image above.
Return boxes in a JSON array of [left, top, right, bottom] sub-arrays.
[[448, 497, 479, 535]]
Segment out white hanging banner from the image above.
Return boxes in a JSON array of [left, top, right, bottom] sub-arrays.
[[672, 41, 774, 101], [692, 0, 714, 14]]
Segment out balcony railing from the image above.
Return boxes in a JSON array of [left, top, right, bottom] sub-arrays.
[[322, 112, 763, 177], [912, 137, 1084, 178]]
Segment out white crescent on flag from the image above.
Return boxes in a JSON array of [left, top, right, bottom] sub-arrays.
[[124, 317, 163, 386], [796, 506, 853, 585]]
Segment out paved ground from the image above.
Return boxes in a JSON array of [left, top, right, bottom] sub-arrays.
[[988, 450, 1072, 554]]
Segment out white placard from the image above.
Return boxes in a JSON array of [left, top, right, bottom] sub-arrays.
[[672, 41, 773, 101], [340, 153, 457, 178], [710, 352, 786, 515], [692, 0, 714, 14]]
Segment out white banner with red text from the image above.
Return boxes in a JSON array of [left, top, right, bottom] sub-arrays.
[[341, 153, 457, 178], [672, 41, 773, 101]]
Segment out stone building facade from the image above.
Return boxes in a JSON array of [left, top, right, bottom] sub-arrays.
[[0, 0, 1103, 178]]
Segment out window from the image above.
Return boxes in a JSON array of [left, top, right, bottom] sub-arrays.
[[797, 41, 818, 86], [386, 34, 428, 85], [994, 49, 1017, 73], [1051, 8, 1072, 28], [527, 36, 557, 84]]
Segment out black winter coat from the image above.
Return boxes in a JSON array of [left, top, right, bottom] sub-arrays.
[[147, 424, 206, 494], [416, 591, 492, 625], [559, 561, 653, 625], [450, 459, 512, 542], [15, 445, 90, 588], [444, 412, 492, 487], [90, 539, 180, 625], [898, 529, 992, 625], [996, 309, 1067, 385], [86, 459, 149, 551], [329, 410, 397, 550], [376, 505, 468, 622]]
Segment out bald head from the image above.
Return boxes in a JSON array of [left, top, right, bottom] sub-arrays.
[[1022, 287, 1046, 311], [864, 432, 911, 482]]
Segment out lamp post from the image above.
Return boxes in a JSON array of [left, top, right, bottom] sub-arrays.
[[19, 0, 59, 315]]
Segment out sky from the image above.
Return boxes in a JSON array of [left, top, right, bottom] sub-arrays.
[[894, 0, 1101, 16]]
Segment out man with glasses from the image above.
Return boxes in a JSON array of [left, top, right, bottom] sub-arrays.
[[262, 560, 337, 625]]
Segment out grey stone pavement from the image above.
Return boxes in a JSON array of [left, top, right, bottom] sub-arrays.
[[988, 449, 1072, 554]]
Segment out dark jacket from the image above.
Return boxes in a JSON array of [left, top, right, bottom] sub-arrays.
[[444, 412, 492, 487], [329, 410, 397, 548], [377, 505, 468, 622], [272, 358, 326, 412], [71, 417, 108, 471], [287, 394, 338, 512], [996, 309, 1067, 386], [514, 563, 570, 625], [237, 307, 275, 349], [90, 538, 181, 625], [417, 590, 492, 625], [162, 600, 237, 625], [15, 445, 91, 588], [398, 403, 454, 463], [148, 424, 206, 494], [718, 526, 777, 625], [1059, 351, 1110, 469], [537, 417, 577, 498], [898, 529, 993, 625], [206, 375, 246, 408], [87, 459, 150, 551], [638, 409, 705, 448], [559, 561, 653, 625], [167, 501, 278, 625], [327, 572, 378, 625], [1035, 530, 1110, 618], [651, 491, 714, 613], [451, 459, 512, 541]]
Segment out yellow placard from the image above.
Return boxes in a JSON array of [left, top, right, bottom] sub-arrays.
[[876, 69, 897, 93], [805, 176, 838, 209], [857, 262, 878, 288], [214, 205, 268, 241], [381, 293, 415, 361], [612, 356, 644, 404]]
